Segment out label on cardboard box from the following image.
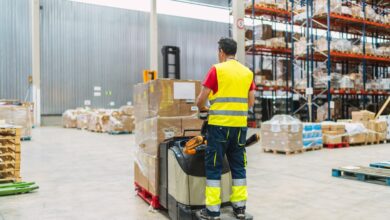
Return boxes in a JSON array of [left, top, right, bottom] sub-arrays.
[[191, 106, 198, 111], [173, 82, 195, 100], [164, 131, 175, 139]]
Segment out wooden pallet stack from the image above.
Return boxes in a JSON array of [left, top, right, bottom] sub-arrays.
[[0, 126, 21, 182]]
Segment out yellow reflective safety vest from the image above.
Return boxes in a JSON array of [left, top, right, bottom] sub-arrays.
[[208, 60, 254, 127]]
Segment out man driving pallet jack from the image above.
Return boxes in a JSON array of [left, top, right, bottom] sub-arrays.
[[194, 38, 257, 220], [157, 38, 257, 220]]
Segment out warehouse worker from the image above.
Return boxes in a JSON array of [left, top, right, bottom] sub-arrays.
[[196, 38, 255, 220]]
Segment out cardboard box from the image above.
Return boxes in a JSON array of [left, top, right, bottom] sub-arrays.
[[133, 83, 150, 122], [348, 133, 367, 144], [148, 79, 201, 118], [135, 116, 203, 156], [352, 110, 375, 122], [134, 151, 159, 195], [366, 132, 377, 143], [323, 134, 343, 144], [368, 120, 387, 133], [376, 132, 387, 142]]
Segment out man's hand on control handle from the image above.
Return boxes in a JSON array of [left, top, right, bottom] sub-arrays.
[[198, 106, 209, 120]]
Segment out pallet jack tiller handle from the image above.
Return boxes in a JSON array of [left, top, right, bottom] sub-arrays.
[[183, 111, 260, 155]]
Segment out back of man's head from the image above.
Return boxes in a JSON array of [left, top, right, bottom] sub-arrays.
[[218, 38, 237, 56]]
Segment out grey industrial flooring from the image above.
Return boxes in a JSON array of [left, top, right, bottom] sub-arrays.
[[1, 127, 390, 220]]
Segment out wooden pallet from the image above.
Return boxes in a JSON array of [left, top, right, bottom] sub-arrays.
[[303, 146, 323, 152], [332, 166, 390, 186], [263, 148, 304, 155], [323, 142, 349, 149], [370, 162, 390, 169]]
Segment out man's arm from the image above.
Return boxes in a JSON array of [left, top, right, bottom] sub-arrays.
[[248, 90, 255, 108], [196, 86, 212, 111]]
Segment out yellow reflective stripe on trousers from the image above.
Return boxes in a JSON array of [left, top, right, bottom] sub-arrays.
[[230, 185, 247, 205], [206, 186, 222, 208]]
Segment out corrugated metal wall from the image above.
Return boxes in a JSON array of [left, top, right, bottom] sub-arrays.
[[40, 0, 149, 114], [0, 0, 31, 101], [158, 15, 228, 81], [2, 0, 229, 114]]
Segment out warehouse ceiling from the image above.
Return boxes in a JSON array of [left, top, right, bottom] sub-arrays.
[[173, 0, 230, 9]]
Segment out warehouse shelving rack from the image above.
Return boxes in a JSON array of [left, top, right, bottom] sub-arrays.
[[245, 0, 390, 123], [245, 0, 293, 125]]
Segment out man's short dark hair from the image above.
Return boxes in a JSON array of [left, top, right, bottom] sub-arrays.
[[218, 38, 237, 55]]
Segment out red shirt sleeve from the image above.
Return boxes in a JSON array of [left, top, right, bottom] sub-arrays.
[[249, 80, 256, 91], [202, 66, 218, 94]]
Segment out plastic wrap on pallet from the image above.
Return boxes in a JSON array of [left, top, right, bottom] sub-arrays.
[[133, 79, 201, 123], [378, 115, 390, 140], [351, 5, 364, 19], [338, 76, 354, 89], [265, 37, 286, 49], [0, 105, 32, 138], [62, 109, 78, 128], [87, 110, 111, 132], [119, 105, 134, 116], [76, 111, 91, 129], [261, 115, 303, 151], [135, 116, 203, 156], [134, 149, 159, 195]]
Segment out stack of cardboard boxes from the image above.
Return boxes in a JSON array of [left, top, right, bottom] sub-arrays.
[[0, 125, 21, 182], [134, 79, 203, 195], [260, 115, 303, 153], [322, 123, 346, 145], [350, 110, 375, 144]]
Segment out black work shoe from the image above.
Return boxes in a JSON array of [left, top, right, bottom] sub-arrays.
[[199, 208, 221, 220], [233, 207, 246, 220]]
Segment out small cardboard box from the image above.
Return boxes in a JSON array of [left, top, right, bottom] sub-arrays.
[[348, 133, 367, 144], [352, 110, 375, 122], [323, 134, 343, 144]]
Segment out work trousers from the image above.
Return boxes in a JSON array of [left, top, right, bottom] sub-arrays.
[[205, 125, 248, 217]]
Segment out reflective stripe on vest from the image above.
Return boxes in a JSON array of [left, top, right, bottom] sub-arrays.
[[209, 97, 248, 105], [209, 110, 248, 116]]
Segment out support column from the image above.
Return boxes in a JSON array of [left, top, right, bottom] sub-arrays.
[[32, 0, 41, 126], [150, 0, 158, 71], [232, 0, 245, 64]]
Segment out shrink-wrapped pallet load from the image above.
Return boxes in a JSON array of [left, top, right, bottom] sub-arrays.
[[261, 115, 303, 153], [133, 79, 203, 195]]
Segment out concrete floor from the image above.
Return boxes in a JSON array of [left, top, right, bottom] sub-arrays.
[[0, 127, 389, 220]]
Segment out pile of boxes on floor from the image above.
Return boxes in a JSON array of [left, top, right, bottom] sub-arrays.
[[62, 105, 135, 134], [0, 100, 33, 140], [0, 125, 21, 182], [133, 79, 203, 196], [261, 110, 389, 152], [261, 115, 323, 153]]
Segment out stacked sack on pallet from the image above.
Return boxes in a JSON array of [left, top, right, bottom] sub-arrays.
[[62, 106, 135, 133], [133, 79, 203, 196], [0, 101, 33, 139], [302, 123, 323, 149], [260, 115, 303, 153]]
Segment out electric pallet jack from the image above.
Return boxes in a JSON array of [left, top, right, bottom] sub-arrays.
[[159, 111, 259, 220]]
